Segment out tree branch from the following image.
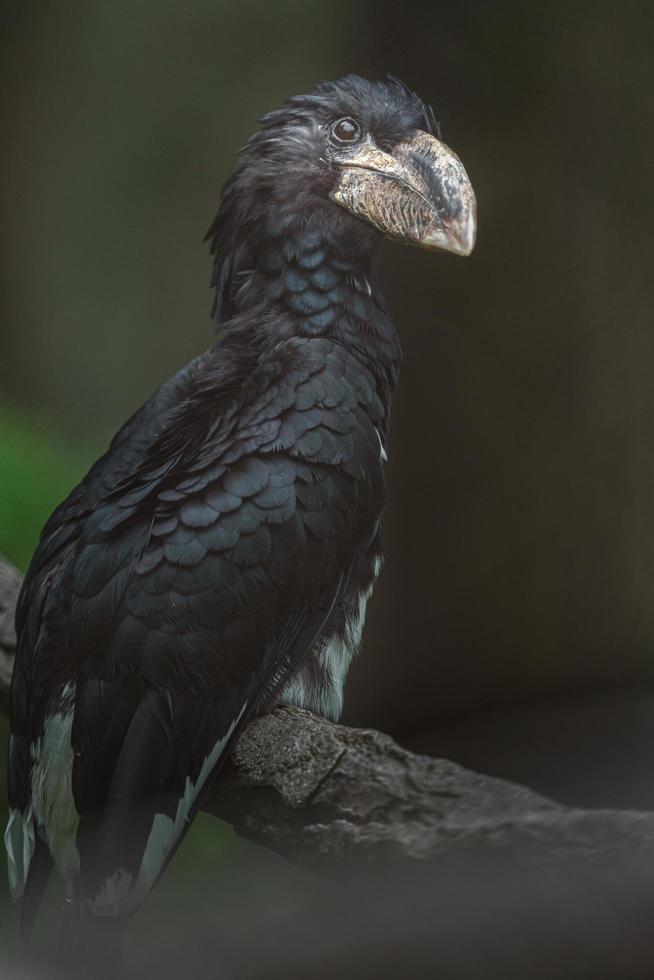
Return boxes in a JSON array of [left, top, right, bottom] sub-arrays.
[[3, 554, 654, 870], [211, 704, 654, 865]]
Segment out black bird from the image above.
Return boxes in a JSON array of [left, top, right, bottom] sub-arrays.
[[6, 74, 476, 964]]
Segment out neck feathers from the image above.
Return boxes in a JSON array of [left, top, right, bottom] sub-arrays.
[[207, 201, 401, 396]]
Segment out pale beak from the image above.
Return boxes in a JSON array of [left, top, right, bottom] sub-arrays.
[[330, 130, 477, 257]]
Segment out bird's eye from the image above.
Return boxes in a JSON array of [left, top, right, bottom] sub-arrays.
[[330, 117, 361, 145]]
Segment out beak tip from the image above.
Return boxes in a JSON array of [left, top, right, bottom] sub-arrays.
[[421, 208, 477, 257], [459, 206, 478, 256], [454, 218, 477, 257]]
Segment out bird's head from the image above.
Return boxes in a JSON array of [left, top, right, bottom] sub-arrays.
[[239, 74, 475, 256], [208, 75, 476, 321]]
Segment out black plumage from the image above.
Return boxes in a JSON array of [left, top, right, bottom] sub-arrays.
[[6, 74, 476, 962]]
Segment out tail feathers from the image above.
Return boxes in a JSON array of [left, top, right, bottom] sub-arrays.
[[5, 805, 36, 903], [58, 882, 127, 980], [20, 836, 54, 940], [21, 843, 127, 980], [80, 689, 250, 918]]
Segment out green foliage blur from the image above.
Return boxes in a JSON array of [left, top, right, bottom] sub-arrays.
[[0, 410, 88, 571]]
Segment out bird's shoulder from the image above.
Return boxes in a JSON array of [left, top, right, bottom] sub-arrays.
[[81, 332, 385, 527]]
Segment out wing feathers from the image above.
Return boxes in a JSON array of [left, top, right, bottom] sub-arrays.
[[8, 335, 386, 922]]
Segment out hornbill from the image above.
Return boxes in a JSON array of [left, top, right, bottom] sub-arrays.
[[5, 75, 476, 967]]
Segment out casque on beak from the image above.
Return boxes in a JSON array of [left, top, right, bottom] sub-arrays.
[[330, 130, 477, 257]]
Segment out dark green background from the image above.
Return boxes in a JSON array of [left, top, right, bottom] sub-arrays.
[[1, 1, 654, 972]]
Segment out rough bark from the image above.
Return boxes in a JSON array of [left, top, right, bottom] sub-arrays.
[[2, 554, 654, 870], [212, 703, 654, 865]]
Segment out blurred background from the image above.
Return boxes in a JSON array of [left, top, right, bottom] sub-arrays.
[[2, 0, 654, 974]]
